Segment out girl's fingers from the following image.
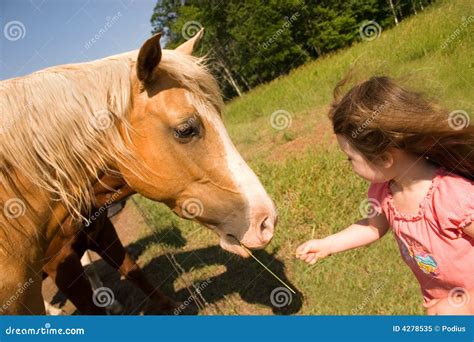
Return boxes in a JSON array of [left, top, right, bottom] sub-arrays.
[[296, 243, 309, 255], [305, 252, 319, 263], [296, 241, 328, 264], [304, 253, 315, 263], [307, 252, 327, 265], [296, 240, 320, 255], [306, 253, 320, 264], [297, 250, 309, 259]]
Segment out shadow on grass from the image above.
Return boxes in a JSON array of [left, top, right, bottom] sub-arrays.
[[51, 227, 303, 315]]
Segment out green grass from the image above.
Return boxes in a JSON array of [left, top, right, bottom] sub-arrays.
[[133, 0, 473, 315]]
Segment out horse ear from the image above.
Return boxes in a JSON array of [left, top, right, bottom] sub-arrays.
[[136, 33, 162, 83], [175, 28, 204, 55]]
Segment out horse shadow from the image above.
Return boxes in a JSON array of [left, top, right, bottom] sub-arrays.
[[51, 226, 303, 315]]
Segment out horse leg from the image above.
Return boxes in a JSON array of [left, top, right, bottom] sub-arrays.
[[89, 215, 178, 310], [80, 251, 103, 289], [44, 300, 65, 315], [80, 250, 124, 315], [43, 233, 105, 315]]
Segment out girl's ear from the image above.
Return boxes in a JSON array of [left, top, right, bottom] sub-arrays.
[[375, 150, 395, 169]]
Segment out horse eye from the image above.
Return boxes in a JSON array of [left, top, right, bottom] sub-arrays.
[[174, 119, 200, 142], [175, 126, 194, 137]]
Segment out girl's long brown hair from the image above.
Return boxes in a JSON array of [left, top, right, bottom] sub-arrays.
[[329, 76, 474, 180]]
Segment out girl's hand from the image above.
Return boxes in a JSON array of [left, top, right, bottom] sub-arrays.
[[424, 294, 474, 315], [295, 238, 332, 264]]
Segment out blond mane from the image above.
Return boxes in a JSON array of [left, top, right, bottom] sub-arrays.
[[0, 49, 223, 226]]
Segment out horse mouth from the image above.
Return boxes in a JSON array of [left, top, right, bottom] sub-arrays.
[[220, 234, 251, 258], [204, 225, 251, 258]]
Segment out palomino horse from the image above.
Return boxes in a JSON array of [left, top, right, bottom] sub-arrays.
[[0, 30, 277, 314]]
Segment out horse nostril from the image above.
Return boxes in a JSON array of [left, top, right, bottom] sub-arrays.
[[260, 217, 274, 243]]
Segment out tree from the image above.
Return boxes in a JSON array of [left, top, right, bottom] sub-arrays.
[[150, 0, 434, 100]]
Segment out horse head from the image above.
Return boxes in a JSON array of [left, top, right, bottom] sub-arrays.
[[117, 31, 277, 257]]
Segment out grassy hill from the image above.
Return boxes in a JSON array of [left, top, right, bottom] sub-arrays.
[[134, 0, 473, 315]]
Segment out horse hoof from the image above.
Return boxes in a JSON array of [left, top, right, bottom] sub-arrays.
[[44, 303, 66, 316]]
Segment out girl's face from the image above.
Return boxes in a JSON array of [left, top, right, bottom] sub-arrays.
[[336, 135, 392, 183]]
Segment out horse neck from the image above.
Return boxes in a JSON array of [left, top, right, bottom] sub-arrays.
[[92, 172, 135, 207], [0, 58, 131, 228]]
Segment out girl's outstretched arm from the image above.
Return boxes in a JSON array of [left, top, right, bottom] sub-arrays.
[[296, 212, 389, 264]]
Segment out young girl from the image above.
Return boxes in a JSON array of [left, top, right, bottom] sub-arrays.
[[296, 76, 474, 315]]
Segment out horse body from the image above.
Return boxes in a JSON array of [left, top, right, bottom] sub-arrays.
[[0, 31, 277, 314]]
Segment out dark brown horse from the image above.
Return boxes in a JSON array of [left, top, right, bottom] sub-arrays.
[[42, 174, 177, 315]]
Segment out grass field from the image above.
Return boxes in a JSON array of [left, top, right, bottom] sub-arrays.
[[132, 0, 473, 315]]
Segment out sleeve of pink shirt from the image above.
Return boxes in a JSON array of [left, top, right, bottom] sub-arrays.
[[431, 173, 474, 239]]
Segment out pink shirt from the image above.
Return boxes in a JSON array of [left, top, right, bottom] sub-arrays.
[[368, 168, 474, 302]]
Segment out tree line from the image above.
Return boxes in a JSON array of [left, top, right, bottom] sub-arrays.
[[151, 0, 435, 100]]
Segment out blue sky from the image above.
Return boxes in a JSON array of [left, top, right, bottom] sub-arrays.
[[0, 0, 159, 80]]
